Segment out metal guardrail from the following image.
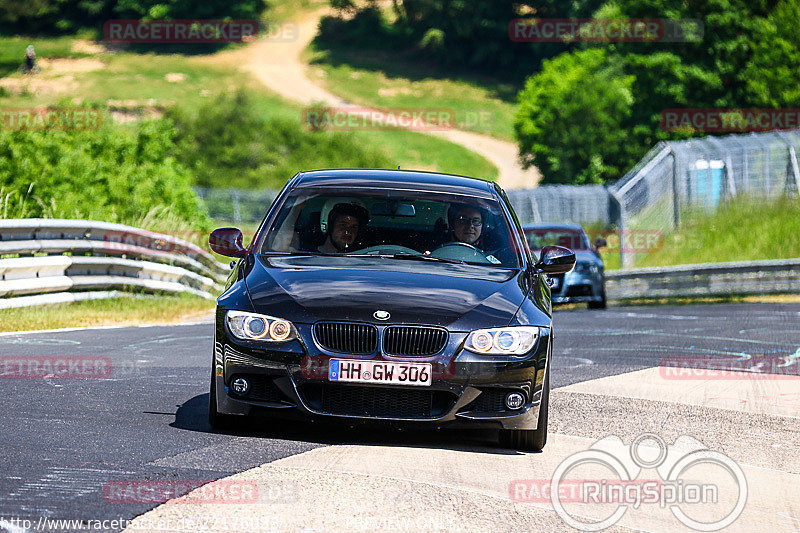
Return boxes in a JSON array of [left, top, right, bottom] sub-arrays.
[[3, 221, 795, 307], [606, 258, 800, 300], [0, 219, 229, 308]]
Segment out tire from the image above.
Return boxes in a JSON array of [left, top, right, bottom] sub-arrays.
[[208, 368, 237, 430], [588, 288, 607, 309], [499, 361, 550, 452]]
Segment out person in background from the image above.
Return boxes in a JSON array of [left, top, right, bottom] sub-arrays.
[[24, 45, 36, 73]]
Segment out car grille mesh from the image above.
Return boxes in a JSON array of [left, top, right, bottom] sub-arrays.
[[300, 384, 455, 419], [566, 284, 593, 297], [467, 389, 509, 412], [383, 326, 448, 356], [323, 385, 433, 418], [313, 322, 377, 354]]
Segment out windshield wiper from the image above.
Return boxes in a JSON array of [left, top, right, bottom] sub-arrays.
[[262, 251, 466, 264], [386, 253, 465, 265], [261, 251, 340, 257]]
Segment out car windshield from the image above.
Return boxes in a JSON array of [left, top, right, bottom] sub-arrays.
[[525, 228, 590, 251], [258, 187, 522, 268]]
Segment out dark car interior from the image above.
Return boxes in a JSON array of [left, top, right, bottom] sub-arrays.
[[284, 197, 519, 265]]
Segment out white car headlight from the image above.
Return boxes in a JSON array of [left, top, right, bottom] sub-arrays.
[[464, 326, 539, 355], [226, 310, 297, 342]]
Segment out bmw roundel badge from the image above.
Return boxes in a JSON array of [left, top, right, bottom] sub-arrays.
[[373, 310, 390, 320]]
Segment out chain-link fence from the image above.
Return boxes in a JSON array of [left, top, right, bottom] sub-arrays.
[[195, 187, 278, 224], [505, 185, 613, 227], [610, 130, 800, 267], [196, 130, 800, 268], [197, 183, 615, 226]]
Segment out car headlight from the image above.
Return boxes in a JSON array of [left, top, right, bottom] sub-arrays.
[[226, 310, 297, 342], [464, 326, 539, 355]]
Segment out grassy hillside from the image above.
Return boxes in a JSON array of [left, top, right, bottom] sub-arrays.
[[0, 34, 496, 186], [306, 40, 518, 142], [305, 8, 520, 142], [633, 197, 800, 268]]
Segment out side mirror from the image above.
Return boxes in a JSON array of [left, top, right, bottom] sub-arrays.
[[595, 237, 607, 249], [209, 228, 248, 257], [535, 245, 575, 275]]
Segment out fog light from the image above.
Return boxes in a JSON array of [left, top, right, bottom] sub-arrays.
[[505, 392, 525, 410], [231, 377, 250, 395]]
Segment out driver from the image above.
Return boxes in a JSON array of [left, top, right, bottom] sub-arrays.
[[449, 204, 485, 248], [441, 203, 502, 264], [319, 203, 369, 253]]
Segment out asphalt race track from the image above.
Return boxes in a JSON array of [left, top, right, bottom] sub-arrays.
[[1, 303, 799, 532]]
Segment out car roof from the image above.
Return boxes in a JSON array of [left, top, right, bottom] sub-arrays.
[[522, 222, 587, 232], [290, 169, 497, 199]]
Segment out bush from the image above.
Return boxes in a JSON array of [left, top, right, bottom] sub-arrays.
[[166, 90, 392, 189], [0, 119, 209, 229], [419, 28, 445, 59], [317, 6, 397, 49]]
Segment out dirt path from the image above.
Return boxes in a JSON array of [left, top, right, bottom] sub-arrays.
[[216, 9, 540, 190]]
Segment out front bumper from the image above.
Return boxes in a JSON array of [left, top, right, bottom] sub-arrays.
[[212, 312, 551, 431]]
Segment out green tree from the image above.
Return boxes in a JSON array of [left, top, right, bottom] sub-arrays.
[[515, 0, 799, 184], [742, 0, 800, 107], [320, 0, 605, 75], [0, 0, 266, 34], [514, 48, 635, 184]]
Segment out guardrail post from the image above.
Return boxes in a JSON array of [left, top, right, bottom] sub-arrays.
[[668, 145, 680, 229], [231, 189, 242, 223], [777, 131, 800, 196], [707, 136, 737, 199], [608, 189, 629, 269]]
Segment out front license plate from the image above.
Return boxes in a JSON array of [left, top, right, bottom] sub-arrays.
[[329, 359, 432, 387]]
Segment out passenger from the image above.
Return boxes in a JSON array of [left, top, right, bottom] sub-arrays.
[[318, 203, 369, 253]]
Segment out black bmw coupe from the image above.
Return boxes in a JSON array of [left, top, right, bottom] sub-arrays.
[[208, 169, 575, 451]]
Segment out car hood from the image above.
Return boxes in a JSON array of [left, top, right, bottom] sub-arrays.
[[245, 255, 527, 331], [574, 251, 601, 265]]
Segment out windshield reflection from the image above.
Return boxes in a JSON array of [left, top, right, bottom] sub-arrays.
[[260, 189, 522, 268]]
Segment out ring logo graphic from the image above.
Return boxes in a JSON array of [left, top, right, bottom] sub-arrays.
[[548, 433, 747, 531]]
